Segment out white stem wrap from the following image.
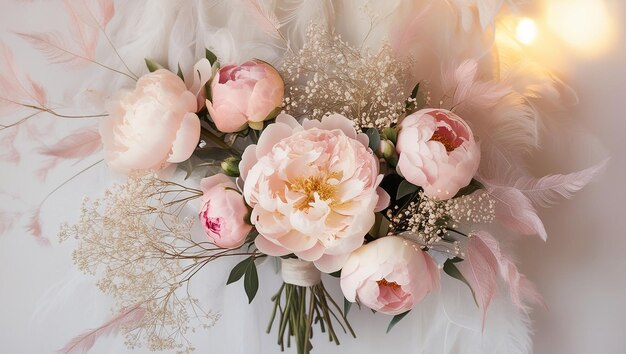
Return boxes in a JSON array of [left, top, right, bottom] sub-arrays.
[[281, 258, 321, 287]]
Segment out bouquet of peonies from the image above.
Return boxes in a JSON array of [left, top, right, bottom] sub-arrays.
[[0, 1, 606, 354]]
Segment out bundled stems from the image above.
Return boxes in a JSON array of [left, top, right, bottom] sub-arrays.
[[267, 281, 355, 354]]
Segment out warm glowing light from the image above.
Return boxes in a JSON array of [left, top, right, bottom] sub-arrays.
[[545, 0, 615, 57], [515, 18, 538, 45]]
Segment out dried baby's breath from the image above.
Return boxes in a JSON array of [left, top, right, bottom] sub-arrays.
[[387, 191, 495, 257], [282, 23, 413, 130], [59, 173, 255, 353]]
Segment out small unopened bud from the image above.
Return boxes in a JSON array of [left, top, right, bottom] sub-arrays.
[[377, 140, 399, 167], [382, 127, 397, 144], [377, 140, 395, 158], [221, 156, 241, 177]]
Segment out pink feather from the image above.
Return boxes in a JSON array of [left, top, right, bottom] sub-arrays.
[[58, 304, 145, 354], [39, 126, 102, 160], [17, 32, 87, 65], [473, 231, 545, 312], [0, 210, 19, 236], [243, 0, 283, 39], [26, 208, 49, 246], [0, 41, 48, 111], [19, 0, 115, 66], [505, 159, 609, 208], [0, 127, 21, 163], [489, 186, 548, 240], [97, 0, 116, 28], [389, 4, 431, 57], [441, 59, 511, 112], [458, 233, 498, 330]]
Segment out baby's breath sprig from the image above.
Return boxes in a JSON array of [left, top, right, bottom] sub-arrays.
[[59, 173, 256, 353], [281, 23, 413, 130]]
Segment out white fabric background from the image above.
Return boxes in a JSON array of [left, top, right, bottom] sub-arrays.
[[0, 1, 623, 354]]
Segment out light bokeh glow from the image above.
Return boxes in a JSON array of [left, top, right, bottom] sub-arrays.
[[516, 18, 538, 45], [545, 0, 615, 57]]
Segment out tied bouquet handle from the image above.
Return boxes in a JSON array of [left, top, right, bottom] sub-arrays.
[[267, 259, 355, 354]]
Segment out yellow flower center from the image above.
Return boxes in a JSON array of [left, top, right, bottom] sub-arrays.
[[377, 278, 401, 290], [290, 173, 339, 210], [429, 130, 458, 153]]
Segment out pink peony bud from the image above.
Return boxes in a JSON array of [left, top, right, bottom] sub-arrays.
[[206, 60, 284, 133], [396, 109, 480, 200], [199, 174, 252, 249], [340, 236, 439, 315]]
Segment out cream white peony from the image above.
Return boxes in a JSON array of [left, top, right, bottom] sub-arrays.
[[101, 69, 200, 172], [240, 114, 386, 273]]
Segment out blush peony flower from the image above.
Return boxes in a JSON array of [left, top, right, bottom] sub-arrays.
[[101, 69, 200, 172], [396, 109, 480, 200], [207, 60, 284, 133], [199, 174, 252, 249], [240, 113, 385, 273], [340, 236, 439, 315]]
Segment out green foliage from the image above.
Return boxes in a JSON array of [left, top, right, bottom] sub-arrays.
[[144, 58, 164, 72], [396, 179, 419, 199], [443, 258, 478, 306], [227, 256, 259, 303], [454, 178, 485, 198], [205, 48, 218, 66], [386, 311, 410, 333], [365, 128, 381, 151]]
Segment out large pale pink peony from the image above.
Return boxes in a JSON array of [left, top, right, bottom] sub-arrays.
[[240, 114, 385, 273], [199, 174, 252, 249], [396, 108, 480, 200], [101, 69, 200, 172], [207, 60, 284, 133], [340, 236, 439, 315]]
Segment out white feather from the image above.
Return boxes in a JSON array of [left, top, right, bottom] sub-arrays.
[[505, 159, 609, 208], [411, 275, 532, 354]]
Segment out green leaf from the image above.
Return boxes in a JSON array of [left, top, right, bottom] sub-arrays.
[[179, 155, 220, 180], [396, 179, 419, 199], [144, 58, 164, 72], [454, 178, 485, 198], [405, 83, 420, 110], [329, 270, 341, 278], [264, 106, 282, 121], [365, 128, 381, 151], [205, 48, 218, 66], [369, 213, 391, 238], [386, 311, 411, 333], [176, 63, 184, 81], [227, 257, 253, 285], [193, 147, 233, 161], [443, 259, 478, 306], [344, 298, 352, 316], [244, 259, 259, 303]]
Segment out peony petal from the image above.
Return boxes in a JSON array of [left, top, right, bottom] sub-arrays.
[[255, 120, 295, 157], [255, 234, 291, 256], [190, 58, 213, 98], [207, 99, 249, 133], [239, 145, 257, 180], [374, 187, 390, 212], [167, 112, 201, 163], [295, 242, 326, 262], [318, 114, 358, 139], [200, 174, 234, 195], [275, 113, 301, 128], [314, 252, 350, 273]]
